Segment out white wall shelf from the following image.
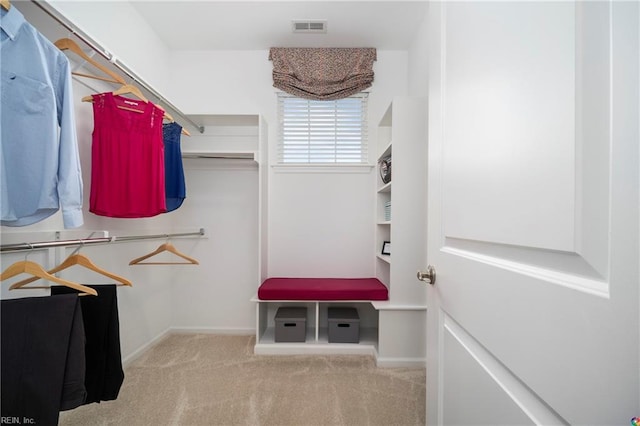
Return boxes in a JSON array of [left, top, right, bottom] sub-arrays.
[[181, 151, 257, 163], [371, 301, 427, 311], [379, 141, 393, 159], [378, 182, 392, 193]]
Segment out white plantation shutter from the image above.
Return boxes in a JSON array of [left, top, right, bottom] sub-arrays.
[[278, 93, 368, 164]]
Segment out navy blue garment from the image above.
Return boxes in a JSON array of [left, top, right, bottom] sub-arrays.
[[52, 284, 124, 404], [1, 294, 86, 425], [162, 122, 186, 212]]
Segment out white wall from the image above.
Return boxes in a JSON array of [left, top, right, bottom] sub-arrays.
[[169, 163, 258, 333], [168, 51, 272, 117], [408, 7, 430, 97], [169, 50, 409, 278], [268, 170, 374, 277], [49, 0, 172, 96]]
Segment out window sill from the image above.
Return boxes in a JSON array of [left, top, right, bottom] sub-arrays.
[[272, 164, 375, 174]]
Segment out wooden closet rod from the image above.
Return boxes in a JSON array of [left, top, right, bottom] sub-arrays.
[[31, 1, 205, 134], [0, 229, 205, 253]]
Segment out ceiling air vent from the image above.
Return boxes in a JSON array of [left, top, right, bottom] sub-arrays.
[[292, 20, 327, 34]]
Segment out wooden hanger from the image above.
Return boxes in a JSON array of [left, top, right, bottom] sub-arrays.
[[110, 87, 190, 136], [2, 260, 98, 296], [82, 84, 175, 121], [81, 83, 147, 105], [81, 83, 189, 136], [129, 242, 199, 265], [1, 0, 11, 11], [110, 86, 184, 130], [112, 83, 148, 102], [10, 253, 133, 289], [164, 117, 191, 137], [55, 38, 126, 85], [175, 122, 191, 137]]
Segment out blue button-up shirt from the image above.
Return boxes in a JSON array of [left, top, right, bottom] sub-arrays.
[[1, 6, 83, 228]]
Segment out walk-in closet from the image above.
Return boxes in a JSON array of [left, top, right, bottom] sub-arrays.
[[1, 1, 428, 424], [2, 1, 639, 425]]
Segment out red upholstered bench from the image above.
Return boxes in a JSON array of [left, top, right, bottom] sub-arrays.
[[258, 277, 388, 301]]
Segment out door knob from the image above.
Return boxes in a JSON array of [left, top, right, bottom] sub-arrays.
[[417, 265, 436, 285]]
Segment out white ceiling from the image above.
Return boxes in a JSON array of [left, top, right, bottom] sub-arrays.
[[129, 1, 428, 51]]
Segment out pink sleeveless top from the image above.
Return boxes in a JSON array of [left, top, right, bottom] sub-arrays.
[[89, 93, 166, 218]]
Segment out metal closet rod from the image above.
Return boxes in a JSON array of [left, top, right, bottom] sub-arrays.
[[0, 229, 206, 253], [31, 1, 205, 134]]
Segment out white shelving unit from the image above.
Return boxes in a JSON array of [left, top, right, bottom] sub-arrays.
[[373, 97, 429, 367], [376, 119, 393, 289]]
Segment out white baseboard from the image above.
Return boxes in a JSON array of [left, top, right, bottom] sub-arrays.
[[375, 356, 427, 368], [122, 328, 172, 367], [122, 328, 255, 367], [169, 326, 255, 335], [122, 328, 425, 370]]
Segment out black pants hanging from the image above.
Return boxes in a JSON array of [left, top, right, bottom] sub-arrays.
[[1, 293, 87, 426], [51, 284, 124, 404]]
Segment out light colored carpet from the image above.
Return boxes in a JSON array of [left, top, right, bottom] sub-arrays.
[[59, 334, 426, 426]]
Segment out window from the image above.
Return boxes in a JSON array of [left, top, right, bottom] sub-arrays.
[[278, 93, 368, 164]]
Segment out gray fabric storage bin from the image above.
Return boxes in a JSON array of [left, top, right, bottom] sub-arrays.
[[327, 307, 360, 343], [274, 307, 307, 342]]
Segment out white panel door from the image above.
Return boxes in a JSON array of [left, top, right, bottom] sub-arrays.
[[425, 2, 639, 425]]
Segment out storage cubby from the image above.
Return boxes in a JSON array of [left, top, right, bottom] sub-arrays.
[[254, 299, 379, 355]]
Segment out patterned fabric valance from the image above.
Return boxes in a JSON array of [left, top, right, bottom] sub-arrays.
[[269, 48, 377, 101]]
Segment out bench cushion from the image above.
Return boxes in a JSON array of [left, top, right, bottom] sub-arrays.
[[258, 277, 389, 301]]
